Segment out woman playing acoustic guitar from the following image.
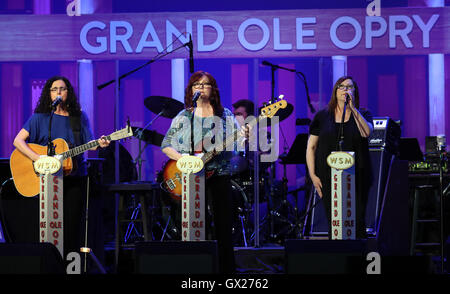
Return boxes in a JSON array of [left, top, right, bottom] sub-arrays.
[[13, 76, 110, 258]]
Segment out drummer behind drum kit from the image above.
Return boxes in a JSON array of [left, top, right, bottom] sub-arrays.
[[121, 95, 308, 246]]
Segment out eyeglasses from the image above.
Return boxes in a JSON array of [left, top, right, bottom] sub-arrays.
[[337, 85, 354, 91], [50, 87, 68, 92], [192, 83, 212, 89]]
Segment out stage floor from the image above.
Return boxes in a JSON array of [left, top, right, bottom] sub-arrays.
[[99, 237, 446, 275]]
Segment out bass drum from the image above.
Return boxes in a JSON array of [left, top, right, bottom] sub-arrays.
[[231, 168, 272, 203]]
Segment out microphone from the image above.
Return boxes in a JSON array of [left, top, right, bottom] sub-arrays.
[[262, 60, 296, 72], [52, 96, 62, 109], [345, 93, 350, 105], [192, 91, 201, 107], [188, 34, 194, 73], [262, 60, 273, 67]]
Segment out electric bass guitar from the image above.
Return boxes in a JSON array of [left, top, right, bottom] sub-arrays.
[[161, 98, 287, 201], [10, 126, 133, 197]]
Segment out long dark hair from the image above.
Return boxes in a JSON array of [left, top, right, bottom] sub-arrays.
[[328, 76, 360, 114], [185, 71, 224, 117], [34, 76, 82, 116]]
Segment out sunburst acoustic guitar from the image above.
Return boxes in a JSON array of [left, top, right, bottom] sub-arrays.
[[10, 126, 133, 197]]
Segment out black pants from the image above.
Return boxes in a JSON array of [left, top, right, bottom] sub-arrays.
[[206, 175, 236, 274], [63, 176, 87, 258]]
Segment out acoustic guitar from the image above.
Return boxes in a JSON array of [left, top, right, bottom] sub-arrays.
[[161, 98, 287, 201], [10, 126, 133, 197]]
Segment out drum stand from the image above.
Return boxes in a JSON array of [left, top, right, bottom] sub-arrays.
[[134, 112, 164, 181], [123, 199, 143, 243], [269, 159, 303, 240], [268, 134, 309, 241], [133, 112, 173, 242], [123, 188, 173, 242]]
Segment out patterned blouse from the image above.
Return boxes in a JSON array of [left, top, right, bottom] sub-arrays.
[[161, 107, 241, 177]]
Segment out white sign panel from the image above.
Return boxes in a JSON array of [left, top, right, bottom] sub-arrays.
[[39, 169, 64, 257], [330, 151, 356, 240], [181, 171, 205, 241]]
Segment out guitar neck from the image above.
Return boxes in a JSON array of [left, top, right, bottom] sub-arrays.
[[202, 116, 261, 165], [60, 135, 108, 160]]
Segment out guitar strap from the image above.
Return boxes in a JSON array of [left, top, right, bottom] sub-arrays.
[[192, 111, 228, 153], [69, 115, 82, 147], [69, 115, 81, 173]]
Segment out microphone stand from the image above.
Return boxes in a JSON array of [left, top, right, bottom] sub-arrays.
[[97, 36, 191, 183], [81, 175, 107, 274], [261, 61, 315, 113], [292, 189, 322, 238], [337, 97, 349, 151], [47, 107, 57, 156], [190, 101, 197, 156], [97, 41, 191, 90], [270, 64, 276, 104], [96, 38, 192, 272], [261, 61, 315, 243], [261, 62, 278, 242], [135, 111, 165, 180]]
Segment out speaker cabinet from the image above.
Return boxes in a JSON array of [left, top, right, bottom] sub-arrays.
[[376, 159, 410, 256], [134, 241, 218, 274], [285, 239, 367, 274], [365, 149, 394, 235], [0, 243, 65, 274]]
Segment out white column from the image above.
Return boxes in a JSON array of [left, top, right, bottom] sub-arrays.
[[33, 0, 50, 14], [78, 0, 95, 129], [332, 55, 347, 85], [78, 60, 94, 130], [171, 58, 186, 103], [427, 0, 445, 136], [80, 0, 95, 14], [429, 53, 445, 136]]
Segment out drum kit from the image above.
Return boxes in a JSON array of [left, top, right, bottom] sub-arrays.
[[125, 95, 308, 246]]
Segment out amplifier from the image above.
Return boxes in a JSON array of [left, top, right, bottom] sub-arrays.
[[408, 161, 448, 174], [368, 117, 401, 154]]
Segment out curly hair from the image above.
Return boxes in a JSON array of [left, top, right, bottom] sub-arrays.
[[34, 76, 82, 116], [184, 71, 224, 117]]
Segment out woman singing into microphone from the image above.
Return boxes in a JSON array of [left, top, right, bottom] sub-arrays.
[[161, 70, 249, 273], [13, 76, 110, 257], [306, 76, 373, 239]]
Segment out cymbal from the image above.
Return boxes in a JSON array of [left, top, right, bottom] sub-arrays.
[[258, 102, 294, 125], [131, 127, 165, 146], [144, 96, 184, 119]]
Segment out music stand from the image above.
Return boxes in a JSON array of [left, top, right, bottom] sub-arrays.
[[398, 137, 424, 161], [279, 133, 308, 165]]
